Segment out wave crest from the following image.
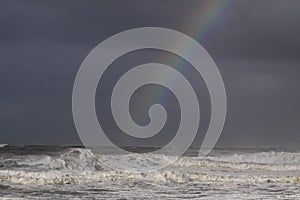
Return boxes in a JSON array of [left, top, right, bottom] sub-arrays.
[[0, 148, 299, 185]]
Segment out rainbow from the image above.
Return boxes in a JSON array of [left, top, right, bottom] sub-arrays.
[[185, 0, 232, 41], [165, 0, 232, 78], [137, 0, 232, 124], [162, 0, 232, 82]]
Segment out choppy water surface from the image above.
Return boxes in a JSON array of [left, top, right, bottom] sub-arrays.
[[0, 145, 299, 199]]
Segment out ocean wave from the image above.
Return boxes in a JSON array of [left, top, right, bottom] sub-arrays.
[[172, 151, 300, 171], [206, 151, 300, 165], [0, 148, 299, 185], [0, 168, 299, 185], [16, 148, 103, 171], [0, 144, 8, 148], [10, 148, 300, 172]]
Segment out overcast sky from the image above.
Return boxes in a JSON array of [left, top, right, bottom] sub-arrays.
[[0, 0, 299, 147]]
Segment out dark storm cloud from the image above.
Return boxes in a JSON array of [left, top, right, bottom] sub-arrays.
[[0, 0, 192, 45], [1, 0, 299, 58], [0, 0, 299, 146], [205, 0, 300, 60]]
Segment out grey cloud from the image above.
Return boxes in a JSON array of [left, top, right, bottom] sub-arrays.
[[0, 0, 299, 146]]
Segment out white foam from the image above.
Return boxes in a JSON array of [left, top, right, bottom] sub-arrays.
[[0, 144, 8, 148], [15, 149, 300, 171], [0, 148, 299, 186], [17, 148, 103, 171], [206, 151, 300, 165], [172, 157, 300, 171], [0, 167, 299, 185]]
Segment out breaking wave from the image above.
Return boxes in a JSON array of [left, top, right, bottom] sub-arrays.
[[0, 148, 299, 185], [0, 144, 8, 148], [173, 151, 300, 171], [16, 148, 103, 171]]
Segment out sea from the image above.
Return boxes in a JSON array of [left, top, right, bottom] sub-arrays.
[[0, 145, 299, 199]]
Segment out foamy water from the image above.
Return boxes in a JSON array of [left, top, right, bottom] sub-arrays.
[[0, 146, 299, 199]]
